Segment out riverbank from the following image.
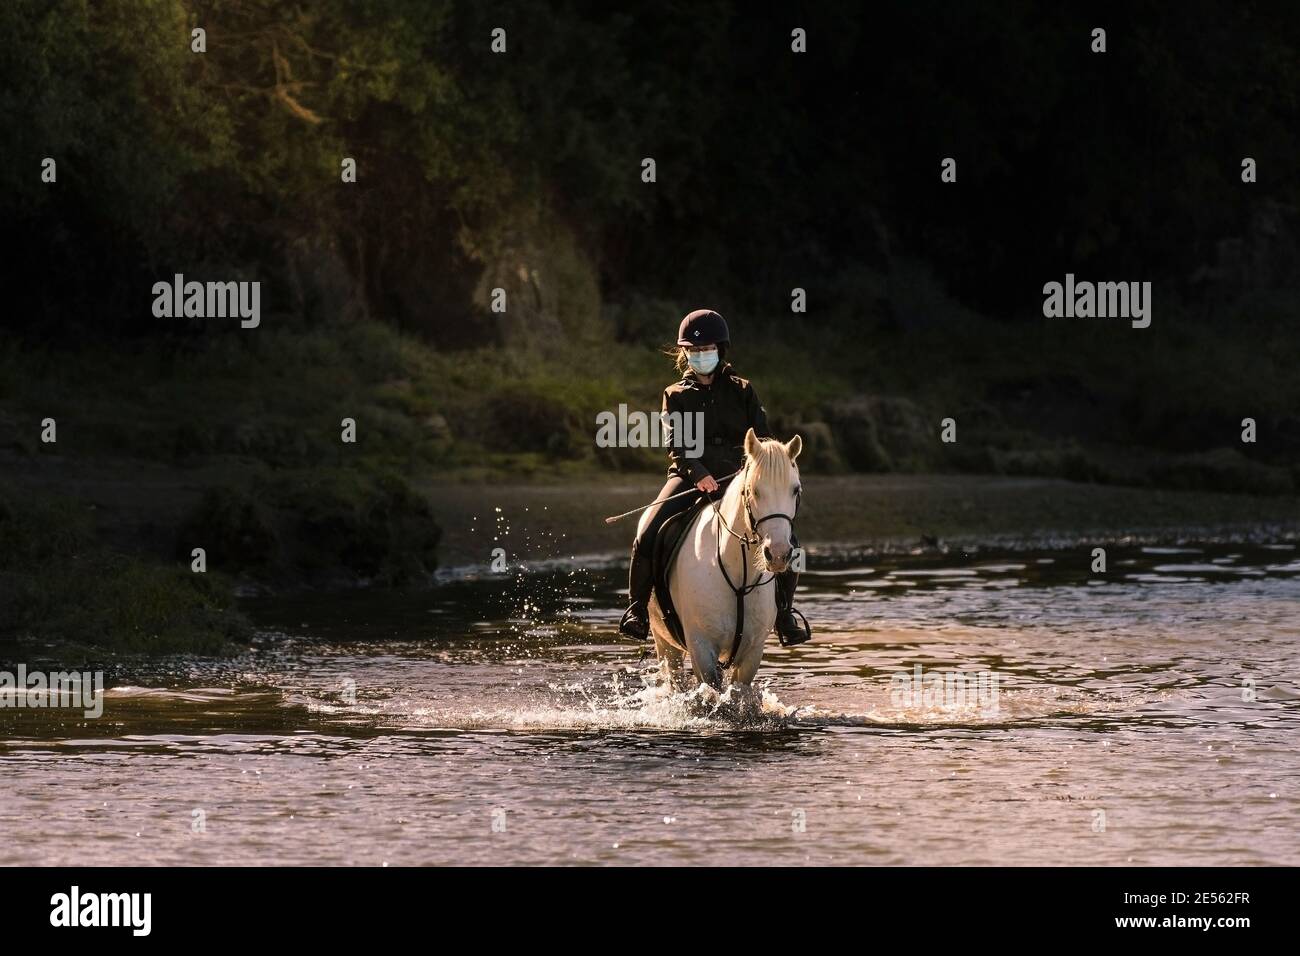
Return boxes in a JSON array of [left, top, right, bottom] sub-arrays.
[[10, 452, 1297, 574], [8, 451, 1298, 575], [4, 445, 1298, 659], [423, 472, 1300, 572]]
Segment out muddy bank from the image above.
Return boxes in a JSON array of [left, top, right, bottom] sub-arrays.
[[4, 457, 1297, 657], [422, 473, 1300, 572]]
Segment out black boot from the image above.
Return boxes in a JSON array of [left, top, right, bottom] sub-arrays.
[[618, 544, 654, 641], [774, 568, 811, 646]]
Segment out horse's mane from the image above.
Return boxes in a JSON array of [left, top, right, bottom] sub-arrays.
[[745, 437, 795, 492]]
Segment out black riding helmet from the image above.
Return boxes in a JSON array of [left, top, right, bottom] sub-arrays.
[[677, 309, 730, 347]]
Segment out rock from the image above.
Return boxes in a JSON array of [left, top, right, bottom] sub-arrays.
[[424, 413, 452, 442], [784, 421, 846, 473], [824, 395, 934, 472]]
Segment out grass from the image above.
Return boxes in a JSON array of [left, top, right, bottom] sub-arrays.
[[0, 483, 252, 654], [0, 294, 1294, 657], [2, 293, 1294, 488]]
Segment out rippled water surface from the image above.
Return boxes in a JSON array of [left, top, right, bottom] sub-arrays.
[[2, 542, 1298, 865]]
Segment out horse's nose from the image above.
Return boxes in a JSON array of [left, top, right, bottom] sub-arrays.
[[765, 543, 790, 570]]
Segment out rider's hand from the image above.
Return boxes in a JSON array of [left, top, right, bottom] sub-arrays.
[[695, 475, 719, 494]]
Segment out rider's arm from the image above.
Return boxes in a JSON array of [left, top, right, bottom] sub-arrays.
[[663, 388, 712, 484]]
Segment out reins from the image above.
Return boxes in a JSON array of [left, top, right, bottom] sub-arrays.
[[603, 470, 742, 525], [707, 464, 799, 667]]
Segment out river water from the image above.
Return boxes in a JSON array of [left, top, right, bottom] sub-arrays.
[[2, 541, 1297, 865]]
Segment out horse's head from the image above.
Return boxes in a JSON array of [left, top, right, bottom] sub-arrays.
[[742, 427, 803, 573]]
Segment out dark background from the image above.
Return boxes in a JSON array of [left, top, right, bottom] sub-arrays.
[[1, 0, 1298, 650]]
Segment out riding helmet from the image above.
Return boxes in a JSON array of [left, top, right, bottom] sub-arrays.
[[677, 309, 730, 347]]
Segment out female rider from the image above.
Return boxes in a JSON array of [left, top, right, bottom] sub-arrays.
[[618, 308, 811, 647]]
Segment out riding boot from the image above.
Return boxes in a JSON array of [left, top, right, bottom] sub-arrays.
[[774, 568, 811, 646], [618, 544, 655, 640]]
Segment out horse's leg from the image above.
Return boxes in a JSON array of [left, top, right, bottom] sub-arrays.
[[653, 633, 687, 692], [647, 597, 686, 692], [725, 591, 777, 717], [688, 638, 723, 692], [726, 635, 768, 718], [729, 638, 765, 687]]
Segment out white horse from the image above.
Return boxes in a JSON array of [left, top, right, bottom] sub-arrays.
[[645, 427, 803, 699]]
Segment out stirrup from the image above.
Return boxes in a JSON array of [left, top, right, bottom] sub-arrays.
[[776, 607, 812, 647], [619, 604, 650, 641]]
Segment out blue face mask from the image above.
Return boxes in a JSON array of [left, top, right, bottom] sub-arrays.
[[687, 348, 719, 375]]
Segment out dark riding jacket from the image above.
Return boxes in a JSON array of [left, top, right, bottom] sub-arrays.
[[662, 362, 772, 484]]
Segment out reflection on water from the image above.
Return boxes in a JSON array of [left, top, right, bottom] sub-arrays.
[[1, 542, 1297, 865]]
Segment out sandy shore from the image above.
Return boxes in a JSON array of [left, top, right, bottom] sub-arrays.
[[421, 473, 1300, 571]]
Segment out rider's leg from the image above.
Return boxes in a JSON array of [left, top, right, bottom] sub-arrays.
[[774, 531, 812, 646], [619, 477, 695, 639]]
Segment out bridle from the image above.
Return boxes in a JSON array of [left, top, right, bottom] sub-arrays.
[[714, 463, 800, 548], [743, 477, 799, 543], [707, 463, 800, 667]]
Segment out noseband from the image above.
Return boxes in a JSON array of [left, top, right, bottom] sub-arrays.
[[742, 483, 798, 545]]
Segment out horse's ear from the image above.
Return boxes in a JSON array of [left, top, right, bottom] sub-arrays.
[[743, 427, 761, 459], [785, 434, 802, 462]]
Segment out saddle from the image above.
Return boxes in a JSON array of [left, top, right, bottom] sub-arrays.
[[650, 495, 711, 649]]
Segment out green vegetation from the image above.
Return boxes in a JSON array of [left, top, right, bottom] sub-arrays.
[[5, 308, 1294, 490], [0, 484, 251, 654], [178, 468, 443, 585], [1, 0, 1295, 490], [1, 2, 1297, 654]]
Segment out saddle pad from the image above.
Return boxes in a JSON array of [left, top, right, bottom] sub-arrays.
[[651, 495, 711, 648]]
